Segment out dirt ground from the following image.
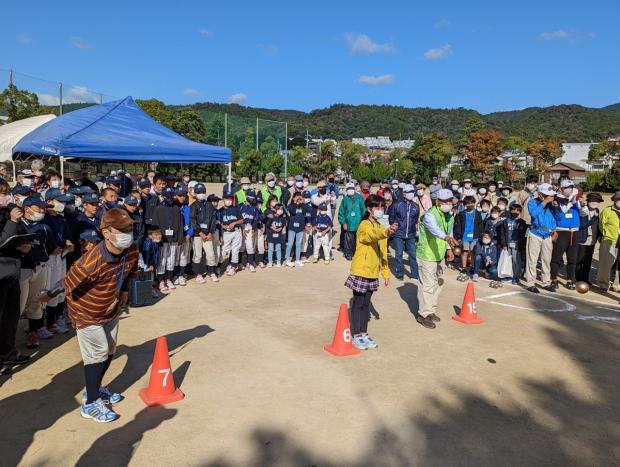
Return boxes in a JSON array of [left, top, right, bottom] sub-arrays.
[[1, 191, 619, 466]]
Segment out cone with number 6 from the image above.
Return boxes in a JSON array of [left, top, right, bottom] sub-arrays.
[[324, 304, 360, 357], [140, 336, 185, 406], [453, 282, 484, 325]]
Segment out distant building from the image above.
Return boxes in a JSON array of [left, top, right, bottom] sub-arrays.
[[544, 162, 587, 184], [351, 136, 415, 150]]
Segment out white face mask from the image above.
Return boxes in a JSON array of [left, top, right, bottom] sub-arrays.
[[587, 202, 599, 210], [615, 201, 620, 209], [392, 184, 398, 189], [319, 210, 327, 215], [196, 193, 207, 201], [303, 181, 309, 188], [527, 183, 537, 191], [53, 201, 65, 213], [498, 204, 506, 210], [451, 184, 459, 190], [491, 213, 499, 219], [464, 183, 472, 189], [405, 192, 415, 201], [346, 189, 355, 196], [482, 206, 490, 212], [439, 203, 453, 213], [398, 183, 405, 190], [276, 209, 283, 215], [242, 184, 250, 191], [384, 194, 392, 201], [479, 188, 487, 194], [50, 180, 61, 189], [267, 180, 276, 188], [29, 211, 45, 222], [482, 238, 491, 245], [502, 191, 510, 197], [111, 231, 133, 249], [224, 200, 233, 207], [22, 178, 33, 188], [295, 181, 303, 188], [373, 210, 384, 219], [15, 195, 26, 207], [74, 197, 83, 207]]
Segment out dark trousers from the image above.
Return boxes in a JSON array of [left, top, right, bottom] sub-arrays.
[[392, 236, 419, 279], [551, 231, 579, 282], [343, 230, 357, 258], [0, 278, 21, 359], [576, 244, 595, 283], [350, 291, 373, 335]]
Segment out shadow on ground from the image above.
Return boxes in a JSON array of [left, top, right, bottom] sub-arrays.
[[0, 324, 212, 466]]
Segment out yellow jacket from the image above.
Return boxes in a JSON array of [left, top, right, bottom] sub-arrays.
[[350, 219, 390, 280], [599, 205, 620, 243]]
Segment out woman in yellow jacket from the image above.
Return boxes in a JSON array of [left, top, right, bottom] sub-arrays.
[[344, 194, 398, 350]]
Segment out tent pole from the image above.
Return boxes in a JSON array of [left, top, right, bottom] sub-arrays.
[[60, 156, 65, 181], [11, 160, 16, 184], [225, 113, 230, 191], [284, 121, 288, 178]]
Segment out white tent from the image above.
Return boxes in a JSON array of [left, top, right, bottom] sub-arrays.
[[0, 114, 56, 180]]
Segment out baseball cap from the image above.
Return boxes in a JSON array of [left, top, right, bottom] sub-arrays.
[[188, 180, 198, 189], [11, 185, 31, 196], [403, 184, 415, 193], [264, 172, 275, 182], [106, 176, 121, 186], [137, 177, 151, 188], [450, 180, 459, 185], [175, 186, 188, 196], [302, 191, 311, 199], [23, 196, 47, 209], [79, 229, 101, 242], [194, 183, 206, 194], [345, 182, 355, 189], [318, 202, 328, 210], [538, 183, 556, 196], [463, 178, 472, 183], [100, 208, 135, 233], [294, 175, 304, 182], [82, 193, 100, 204], [123, 195, 140, 206], [560, 179, 574, 188], [162, 187, 175, 198], [207, 194, 220, 202], [437, 189, 454, 201], [44, 188, 73, 202]]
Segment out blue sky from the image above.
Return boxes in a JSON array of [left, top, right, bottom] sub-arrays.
[[2, 0, 619, 113]]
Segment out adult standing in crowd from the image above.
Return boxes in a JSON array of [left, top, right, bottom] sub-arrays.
[[338, 182, 365, 261], [594, 191, 620, 291], [65, 208, 138, 423], [415, 189, 457, 329], [389, 184, 420, 280], [576, 192, 602, 284], [257, 173, 281, 212], [550, 180, 581, 290]]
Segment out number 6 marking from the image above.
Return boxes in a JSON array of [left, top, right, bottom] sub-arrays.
[[158, 368, 171, 387], [343, 328, 352, 343]]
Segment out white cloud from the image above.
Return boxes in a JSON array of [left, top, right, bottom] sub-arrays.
[[424, 44, 452, 60], [345, 33, 395, 55], [182, 88, 200, 96], [257, 44, 278, 58], [37, 86, 98, 105], [17, 34, 33, 45], [356, 74, 394, 86], [538, 30, 570, 41], [70, 36, 93, 50], [434, 19, 451, 29], [229, 93, 247, 105], [199, 28, 213, 36], [37, 93, 60, 106]]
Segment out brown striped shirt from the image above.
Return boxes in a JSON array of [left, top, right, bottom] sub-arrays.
[[65, 241, 138, 328]]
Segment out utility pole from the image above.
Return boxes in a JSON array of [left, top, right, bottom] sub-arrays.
[[305, 128, 309, 150], [284, 122, 288, 178], [8, 69, 13, 86], [256, 118, 259, 151], [59, 82, 63, 115]]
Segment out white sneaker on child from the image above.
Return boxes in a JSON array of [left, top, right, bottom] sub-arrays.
[[267, 262, 273, 268], [195, 274, 206, 284], [177, 276, 187, 286], [227, 268, 236, 276], [275, 262, 281, 268], [249, 265, 256, 273], [166, 279, 176, 290], [295, 261, 303, 268], [286, 261, 295, 268], [210, 273, 220, 282]]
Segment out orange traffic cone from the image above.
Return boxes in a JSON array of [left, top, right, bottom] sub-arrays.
[[139, 336, 185, 406], [324, 304, 360, 357], [452, 282, 484, 325]]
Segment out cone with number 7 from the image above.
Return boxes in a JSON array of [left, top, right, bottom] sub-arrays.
[[453, 282, 484, 325], [324, 304, 361, 356], [140, 336, 185, 406]]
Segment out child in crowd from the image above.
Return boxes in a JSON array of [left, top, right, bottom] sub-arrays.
[[285, 192, 309, 267], [473, 231, 501, 287], [497, 203, 527, 285], [266, 203, 286, 267], [345, 195, 397, 350], [301, 191, 314, 263], [174, 186, 191, 285], [152, 187, 183, 293], [454, 195, 483, 281], [189, 184, 217, 283], [313, 203, 333, 265], [79, 229, 101, 255], [220, 193, 243, 276], [140, 225, 163, 293], [484, 206, 504, 242], [496, 197, 509, 217], [239, 189, 261, 272], [479, 199, 491, 223]]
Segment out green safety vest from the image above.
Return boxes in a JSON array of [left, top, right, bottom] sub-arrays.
[[235, 189, 246, 205], [259, 185, 282, 212], [416, 206, 454, 262]]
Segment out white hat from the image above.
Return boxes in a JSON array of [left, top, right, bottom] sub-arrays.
[[188, 180, 198, 189], [437, 189, 453, 201], [345, 182, 355, 189], [538, 183, 556, 196], [391, 179, 399, 184], [403, 184, 415, 193], [560, 179, 574, 188]]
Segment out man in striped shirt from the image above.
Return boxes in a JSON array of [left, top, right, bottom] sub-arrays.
[[65, 208, 138, 423]]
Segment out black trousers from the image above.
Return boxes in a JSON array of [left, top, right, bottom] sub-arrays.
[[551, 231, 579, 282], [343, 231, 357, 258], [350, 291, 373, 335], [0, 278, 21, 358], [576, 244, 595, 283]]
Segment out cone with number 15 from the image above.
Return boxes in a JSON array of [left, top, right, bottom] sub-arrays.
[[453, 282, 484, 325]]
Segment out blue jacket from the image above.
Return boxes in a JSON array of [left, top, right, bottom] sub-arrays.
[[181, 204, 193, 237], [474, 242, 499, 264], [389, 199, 420, 239], [240, 203, 261, 229], [528, 198, 561, 239], [141, 237, 160, 268], [555, 198, 581, 230]]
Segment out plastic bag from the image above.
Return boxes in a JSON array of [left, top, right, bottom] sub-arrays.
[[498, 249, 513, 279]]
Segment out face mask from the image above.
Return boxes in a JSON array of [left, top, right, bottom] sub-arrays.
[[497, 183, 503, 188], [479, 188, 487, 195], [111, 231, 133, 249], [510, 212, 520, 218], [319, 210, 327, 215], [373, 210, 384, 219], [303, 181, 309, 188], [328, 178, 335, 183], [482, 238, 491, 245], [242, 184, 250, 191], [53, 201, 65, 213], [346, 189, 355, 196], [587, 202, 599, 210], [224, 200, 233, 207], [22, 178, 33, 188], [196, 193, 207, 201], [451, 185, 459, 190], [527, 183, 537, 191], [392, 184, 398, 190], [304, 198, 311, 204], [439, 203, 452, 213], [405, 192, 415, 201], [491, 213, 499, 219], [416, 190, 424, 197], [384, 194, 392, 201], [295, 181, 303, 188], [287, 180, 294, 187], [498, 204, 506, 210], [276, 209, 283, 215], [398, 183, 405, 190], [50, 180, 61, 189], [29, 211, 44, 222], [14, 195, 26, 207], [151, 237, 161, 244], [74, 197, 83, 207], [183, 177, 190, 183], [481, 206, 490, 212], [105, 200, 117, 209], [267, 180, 275, 188]]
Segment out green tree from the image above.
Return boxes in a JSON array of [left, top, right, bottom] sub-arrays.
[[264, 154, 284, 175], [352, 165, 372, 182], [237, 149, 262, 179], [0, 84, 41, 122], [408, 133, 453, 182], [589, 140, 620, 163], [371, 161, 392, 182], [173, 108, 206, 142], [605, 162, 620, 190], [136, 98, 176, 128], [260, 135, 278, 158], [339, 141, 365, 175], [397, 158, 414, 180], [239, 128, 256, 159]]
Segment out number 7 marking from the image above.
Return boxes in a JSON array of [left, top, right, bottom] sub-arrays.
[[158, 368, 171, 387]]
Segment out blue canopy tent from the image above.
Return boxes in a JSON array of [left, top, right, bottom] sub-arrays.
[[12, 96, 231, 179]]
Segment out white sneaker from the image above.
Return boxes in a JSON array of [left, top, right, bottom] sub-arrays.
[[166, 279, 176, 290], [38, 327, 54, 339], [249, 265, 256, 273], [210, 273, 220, 282], [195, 274, 206, 284], [50, 322, 69, 334], [267, 262, 273, 268], [177, 276, 187, 286], [276, 262, 281, 268], [286, 260, 295, 268], [173, 277, 181, 285], [227, 268, 236, 276], [295, 261, 303, 268], [302, 258, 310, 264]]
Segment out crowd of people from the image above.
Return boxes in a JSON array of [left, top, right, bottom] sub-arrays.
[[1, 159, 619, 419]]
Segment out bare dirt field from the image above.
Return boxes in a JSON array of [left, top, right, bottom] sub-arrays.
[[1, 192, 619, 466]]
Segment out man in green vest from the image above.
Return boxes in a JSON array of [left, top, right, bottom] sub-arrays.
[[235, 177, 252, 205], [415, 188, 458, 329], [257, 172, 282, 212]]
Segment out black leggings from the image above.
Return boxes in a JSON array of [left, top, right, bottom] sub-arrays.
[[551, 231, 579, 282], [350, 291, 373, 335]]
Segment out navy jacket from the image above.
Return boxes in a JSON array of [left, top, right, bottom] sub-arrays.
[[454, 209, 484, 242], [389, 200, 420, 239], [287, 203, 310, 233], [190, 201, 216, 236], [240, 204, 261, 229]]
